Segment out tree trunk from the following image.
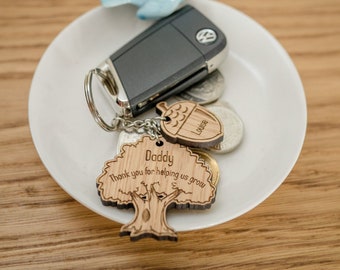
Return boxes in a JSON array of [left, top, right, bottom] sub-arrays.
[[120, 186, 180, 241]]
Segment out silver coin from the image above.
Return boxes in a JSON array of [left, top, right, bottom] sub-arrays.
[[206, 102, 244, 153], [177, 69, 225, 105], [116, 131, 143, 154]]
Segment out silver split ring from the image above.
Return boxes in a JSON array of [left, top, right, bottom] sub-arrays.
[[84, 68, 120, 132]]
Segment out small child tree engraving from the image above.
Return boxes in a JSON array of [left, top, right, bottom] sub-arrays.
[[97, 136, 216, 241]]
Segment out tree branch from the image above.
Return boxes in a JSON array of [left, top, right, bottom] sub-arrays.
[[118, 189, 132, 196], [162, 188, 182, 205]]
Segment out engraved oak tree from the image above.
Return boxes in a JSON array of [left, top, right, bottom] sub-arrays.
[[96, 136, 216, 241]]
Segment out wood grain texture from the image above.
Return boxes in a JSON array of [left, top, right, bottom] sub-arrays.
[[97, 135, 215, 241], [1, 0, 339, 269]]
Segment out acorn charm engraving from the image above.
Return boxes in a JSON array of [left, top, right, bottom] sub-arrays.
[[156, 101, 223, 148]]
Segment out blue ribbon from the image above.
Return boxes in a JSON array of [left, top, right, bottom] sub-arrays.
[[101, 0, 184, 19]]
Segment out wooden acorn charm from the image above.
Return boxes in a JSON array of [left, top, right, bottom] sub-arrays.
[[156, 101, 224, 148]]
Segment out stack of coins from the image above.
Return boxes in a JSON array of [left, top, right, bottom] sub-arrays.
[[176, 70, 244, 154]]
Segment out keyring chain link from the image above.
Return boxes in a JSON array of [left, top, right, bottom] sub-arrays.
[[112, 116, 167, 140]]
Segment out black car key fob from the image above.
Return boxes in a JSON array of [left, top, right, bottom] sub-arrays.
[[85, 5, 228, 120]]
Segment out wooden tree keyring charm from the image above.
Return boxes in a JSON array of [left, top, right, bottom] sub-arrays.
[[96, 135, 216, 241], [156, 101, 224, 148]]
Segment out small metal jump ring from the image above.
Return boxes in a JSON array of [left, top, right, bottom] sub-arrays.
[[84, 68, 119, 132]]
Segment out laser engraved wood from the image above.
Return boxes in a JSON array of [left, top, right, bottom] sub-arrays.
[[156, 101, 223, 148], [96, 135, 216, 241]]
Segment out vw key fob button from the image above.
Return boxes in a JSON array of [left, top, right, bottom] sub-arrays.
[[95, 5, 228, 118]]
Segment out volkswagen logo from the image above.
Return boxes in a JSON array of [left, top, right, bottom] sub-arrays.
[[196, 29, 217, 45]]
